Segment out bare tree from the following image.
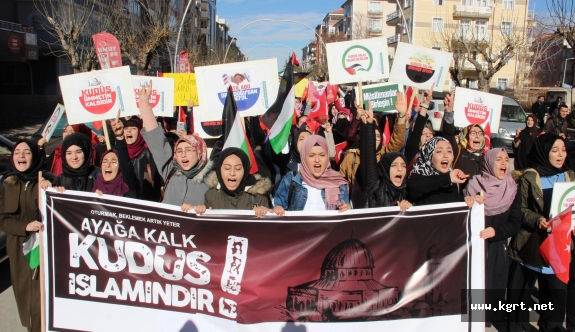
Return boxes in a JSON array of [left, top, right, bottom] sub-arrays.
[[429, 16, 529, 92], [109, 0, 177, 75], [546, 0, 575, 49], [351, 13, 371, 41], [35, 0, 108, 73]]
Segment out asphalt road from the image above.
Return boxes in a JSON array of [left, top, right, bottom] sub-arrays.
[[0, 259, 27, 332]]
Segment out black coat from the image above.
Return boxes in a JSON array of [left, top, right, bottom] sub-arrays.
[[531, 101, 546, 122], [407, 173, 462, 206], [442, 115, 483, 188], [405, 113, 429, 165]]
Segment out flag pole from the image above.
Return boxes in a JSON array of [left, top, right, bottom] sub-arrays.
[[101, 120, 111, 150], [407, 87, 417, 114], [38, 171, 46, 332]]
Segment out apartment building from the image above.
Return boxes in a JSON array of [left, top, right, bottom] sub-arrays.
[[385, 0, 532, 91], [341, 0, 397, 41], [301, 42, 317, 70]]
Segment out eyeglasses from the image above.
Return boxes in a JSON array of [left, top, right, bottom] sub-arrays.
[[102, 161, 119, 166], [468, 131, 484, 137], [175, 148, 196, 157]]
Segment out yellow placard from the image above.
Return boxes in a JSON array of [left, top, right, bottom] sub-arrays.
[[162, 73, 198, 106], [295, 78, 308, 98]]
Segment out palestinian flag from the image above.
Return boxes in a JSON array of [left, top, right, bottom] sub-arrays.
[[221, 85, 259, 174], [23, 232, 40, 269], [261, 55, 296, 154]]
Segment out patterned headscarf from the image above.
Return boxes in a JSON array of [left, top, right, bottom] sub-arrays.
[[171, 134, 208, 179], [412, 137, 452, 176], [459, 124, 488, 155]]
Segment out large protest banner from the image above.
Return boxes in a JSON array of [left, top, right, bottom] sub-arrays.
[[161, 73, 198, 106], [41, 190, 484, 332], [195, 59, 279, 121], [453, 87, 503, 133], [326, 37, 390, 84], [59, 66, 138, 124], [389, 43, 452, 92], [132, 76, 175, 117]]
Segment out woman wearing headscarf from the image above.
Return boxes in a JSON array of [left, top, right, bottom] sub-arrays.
[[513, 114, 541, 171], [43, 124, 97, 176], [331, 111, 350, 145], [92, 119, 139, 198], [464, 148, 521, 329], [0, 140, 52, 332], [53, 133, 98, 192], [358, 106, 411, 210], [442, 93, 487, 187], [507, 134, 572, 332], [204, 148, 272, 217], [407, 137, 471, 206], [274, 135, 350, 212], [137, 84, 213, 209], [123, 117, 160, 201]]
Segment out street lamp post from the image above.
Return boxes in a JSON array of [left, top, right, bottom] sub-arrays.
[[394, 0, 412, 44], [210, 49, 222, 64], [173, 0, 196, 72]]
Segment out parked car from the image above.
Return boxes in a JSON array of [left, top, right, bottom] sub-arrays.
[[0, 134, 15, 262], [428, 99, 445, 133], [491, 97, 528, 154]]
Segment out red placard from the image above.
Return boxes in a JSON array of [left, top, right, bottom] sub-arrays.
[[178, 50, 190, 73], [92, 32, 122, 69], [8, 35, 21, 53]]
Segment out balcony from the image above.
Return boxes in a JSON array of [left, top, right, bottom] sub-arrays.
[[387, 10, 400, 22], [368, 10, 383, 17], [453, 31, 490, 44], [453, 5, 493, 19], [461, 60, 488, 70], [387, 34, 401, 44]]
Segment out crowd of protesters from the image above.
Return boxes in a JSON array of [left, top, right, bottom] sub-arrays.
[[2, 81, 575, 332]]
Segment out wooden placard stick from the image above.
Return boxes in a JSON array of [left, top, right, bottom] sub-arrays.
[[101, 120, 111, 150], [357, 82, 364, 109], [407, 87, 418, 113]]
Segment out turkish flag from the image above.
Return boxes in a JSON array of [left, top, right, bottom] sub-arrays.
[[335, 141, 348, 164], [539, 206, 573, 283], [326, 84, 338, 104], [382, 118, 391, 146], [405, 87, 419, 111], [307, 92, 328, 121]]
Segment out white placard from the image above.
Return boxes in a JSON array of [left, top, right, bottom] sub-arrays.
[[41, 104, 65, 141], [550, 182, 575, 220], [132, 76, 175, 117], [59, 66, 138, 124], [194, 59, 279, 121], [389, 42, 452, 91], [326, 37, 390, 84], [452, 87, 503, 132], [192, 106, 220, 139]]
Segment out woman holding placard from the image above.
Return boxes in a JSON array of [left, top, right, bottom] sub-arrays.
[[507, 133, 572, 332], [274, 135, 350, 213], [137, 81, 213, 209], [464, 148, 521, 328]]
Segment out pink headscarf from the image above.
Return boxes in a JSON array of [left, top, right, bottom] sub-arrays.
[[464, 148, 517, 216], [299, 135, 348, 209]]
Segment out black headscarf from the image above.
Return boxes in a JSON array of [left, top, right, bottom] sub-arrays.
[[216, 147, 256, 196], [290, 130, 311, 164], [378, 152, 408, 204], [2, 140, 45, 183], [527, 133, 570, 177], [60, 133, 96, 191], [523, 114, 541, 140]]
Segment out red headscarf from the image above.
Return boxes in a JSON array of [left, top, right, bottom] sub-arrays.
[[124, 118, 148, 159]]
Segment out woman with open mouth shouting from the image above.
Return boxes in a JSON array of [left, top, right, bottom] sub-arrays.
[[407, 136, 473, 206], [358, 98, 411, 211], [273, 135, 350, 213], [203, 148, 273, 217], [442, 93, 487, 188], [507, 133, 573, 332], [464, 148, 521, 329], [137, 81, 213, 213], [0, 140, 52, 332], [53, 133, 99, 192]]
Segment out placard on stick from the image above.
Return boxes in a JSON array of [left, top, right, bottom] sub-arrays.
[[59, 66, 137, 125], [550, 183, 575, 220], [354, 83, 403, 112], [161, 73, 198, 106], [132, 76, 175, 117], [195, 59, 279, 121], [326, 37, 389, 84], [452, 87, 503, 132], [389, 42, 452, 92], [41, 104, 65, 141]]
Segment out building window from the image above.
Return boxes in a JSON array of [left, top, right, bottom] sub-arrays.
[[432, 46, 443, 50], [432, 18, 444, 32], [403, 18, 411, 35], [369, 1, 382, 13], [461, 0, 473, 6], [503, 0, 514, 9], [497, 78, 508, 90], [466, 78, 478, 89], [476, 0, 487, 7], [459, 19, 471, 36], [501, 21, 513, 36], [475, 20, 488, 38], [405, 0, 412, 8], [433, 0, 444, 5], [369, 19, 382, 31]]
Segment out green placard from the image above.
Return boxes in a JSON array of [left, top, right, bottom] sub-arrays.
[[355, 82, 402, 112]]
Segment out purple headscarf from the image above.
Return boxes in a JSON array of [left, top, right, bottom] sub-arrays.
[[93, 150, 130, 197]]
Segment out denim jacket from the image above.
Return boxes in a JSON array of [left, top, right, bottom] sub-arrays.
[[274, 171, 350, 211]]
